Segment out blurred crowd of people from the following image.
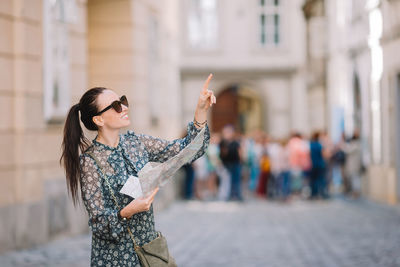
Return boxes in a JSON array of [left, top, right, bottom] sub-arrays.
[[182, 125, 364, 202]]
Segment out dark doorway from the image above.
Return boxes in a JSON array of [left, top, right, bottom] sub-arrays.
[[211, 85, 263, 134], [211, 86, 239, 133]]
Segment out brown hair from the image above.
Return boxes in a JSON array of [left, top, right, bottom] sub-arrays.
[[59, 87, 107, 205]]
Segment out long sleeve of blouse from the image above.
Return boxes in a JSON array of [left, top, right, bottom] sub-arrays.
[[79, 154, 127, 242], [135, 121, 210, 163]]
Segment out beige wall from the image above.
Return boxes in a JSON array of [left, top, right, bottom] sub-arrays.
[[303, 0, 327, 133], [378, 0, 400, 204], [88, 0, 182, 138], [0, 0, 89, 252]]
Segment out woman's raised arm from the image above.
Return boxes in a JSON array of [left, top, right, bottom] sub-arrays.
[[135, 74, 215, 163]]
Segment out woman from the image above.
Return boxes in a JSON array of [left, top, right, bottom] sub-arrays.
[[60, 74, 215, 266]]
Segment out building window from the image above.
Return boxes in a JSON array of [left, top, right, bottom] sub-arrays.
[[43, 0, 77, 123], [258, 0, 282, 47], [187, 0, 218, 49]]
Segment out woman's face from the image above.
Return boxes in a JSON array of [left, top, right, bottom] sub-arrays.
[[93, 89, 130, 130]]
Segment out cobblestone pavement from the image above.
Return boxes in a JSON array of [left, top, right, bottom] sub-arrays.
[[1, 197, 400, 267]]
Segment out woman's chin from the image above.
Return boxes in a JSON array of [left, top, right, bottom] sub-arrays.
[[117, 119, 131, 128]]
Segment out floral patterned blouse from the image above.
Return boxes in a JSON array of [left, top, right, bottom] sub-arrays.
[[79, 121, 210, 266]]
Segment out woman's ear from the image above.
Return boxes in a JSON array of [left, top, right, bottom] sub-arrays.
[[92, 115, 104, 127]]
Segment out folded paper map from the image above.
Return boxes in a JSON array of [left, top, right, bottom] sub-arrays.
[[120, 126, 206, 198]]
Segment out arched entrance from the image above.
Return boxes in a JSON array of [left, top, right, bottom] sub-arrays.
[[212, 84, 263, 134]]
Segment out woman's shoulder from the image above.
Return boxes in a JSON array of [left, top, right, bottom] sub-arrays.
[[80, 145, 94, 157], [79, 152, 95, 173], [79, 146, 99, 168], [79, 151, 92, 162]]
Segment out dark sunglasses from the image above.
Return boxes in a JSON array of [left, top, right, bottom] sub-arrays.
[[95, 95, 129, 116]]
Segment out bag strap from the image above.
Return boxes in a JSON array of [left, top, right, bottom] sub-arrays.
[[85, 152, 139, 249]]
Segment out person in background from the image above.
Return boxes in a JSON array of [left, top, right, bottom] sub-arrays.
[[193, 154, 210, 200], [331, 132, 347, 195], [182, 162, 195, 200], [204, 139, 218, 200], [267, 137, 281, 199], [279, 139, 292, 201], [207, 133, 230, 201], [269, 138, 291, 201], [256, 134, 270, 198], [219, 125, 243, 201], [309, 131, 328, 199], [288, 133, 311, 196], [344, 130, 363, 198], [246, 130, 263, 193], [320, 130, 333, 197]]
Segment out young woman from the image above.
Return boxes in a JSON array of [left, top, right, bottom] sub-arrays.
[[60, 75, 215, 266]]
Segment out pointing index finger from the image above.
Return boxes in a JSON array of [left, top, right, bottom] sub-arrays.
[[202, 73, 213, 92]]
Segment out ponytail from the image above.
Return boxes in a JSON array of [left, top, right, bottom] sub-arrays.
[[60, 87, 107, 205], [60, 104, 90, 205]]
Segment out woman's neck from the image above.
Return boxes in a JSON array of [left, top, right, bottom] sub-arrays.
[[96, 129, 120, 148]]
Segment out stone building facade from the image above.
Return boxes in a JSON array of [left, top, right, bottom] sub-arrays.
[[303, 0, 400, 204], [373, 0, 400, 204], [179, 0, 309, 138], [303, 0, 328, 132]]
